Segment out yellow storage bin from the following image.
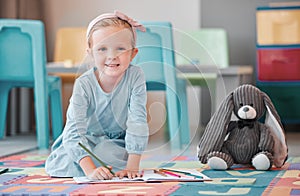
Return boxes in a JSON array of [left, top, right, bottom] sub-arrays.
[[256, 8, 300, 45]]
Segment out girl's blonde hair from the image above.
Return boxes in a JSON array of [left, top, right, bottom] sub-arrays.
[[87, 18, 135, 48], [77, 11, 145, 77]]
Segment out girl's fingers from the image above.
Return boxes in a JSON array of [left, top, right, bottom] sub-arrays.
[[126, 171, 139, 179], [114, 170, 141, 179], [87, 167, 115, 180], [116, 170, 126, 179], [119, 172, 125, 179], [99, 167, 114, 179], [127, 171, 132, 179], [96, 172, 104, 180], [135, 171, 141, 178]]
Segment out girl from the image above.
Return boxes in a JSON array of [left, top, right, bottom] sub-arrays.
[[45, 11, 149, 180]]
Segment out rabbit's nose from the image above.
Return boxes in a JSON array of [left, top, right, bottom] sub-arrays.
[[243, 107, 249, 112]]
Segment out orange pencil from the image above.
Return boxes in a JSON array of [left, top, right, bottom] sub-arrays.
[[154, 169, 168, 177]]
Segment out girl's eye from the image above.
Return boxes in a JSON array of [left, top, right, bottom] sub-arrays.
[[117, 47, 126, 51], [98, 47, 107, 52]]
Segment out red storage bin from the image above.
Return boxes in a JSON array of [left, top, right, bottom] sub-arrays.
[[257, 47, 300, 81]]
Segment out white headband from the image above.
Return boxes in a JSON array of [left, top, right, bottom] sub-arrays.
[[86, 10, 146, 44]]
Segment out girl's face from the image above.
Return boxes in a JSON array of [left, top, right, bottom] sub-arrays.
[[89, 26, 138, 79]]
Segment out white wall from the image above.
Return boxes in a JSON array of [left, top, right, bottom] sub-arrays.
[[43, 0, 200, 60]]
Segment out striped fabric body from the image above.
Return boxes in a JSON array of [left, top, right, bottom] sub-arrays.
[[198, 84, 286, 168], [224, 123, 260, 164]]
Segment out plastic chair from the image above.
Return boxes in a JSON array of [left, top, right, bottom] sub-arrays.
[[0, 19, 63, 149], [54, 27, 87, 65], [175, 28, 229, 88], [133, 22, 190, 149], [176, 28, 229, 68], [175, 28, 229, 124]]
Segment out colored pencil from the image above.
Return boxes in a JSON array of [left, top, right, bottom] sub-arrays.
[[78, 142, 115, 175], [161, 168, 203, 179], [159, 169, 181, 178], [154, 169, 168, 177], [0, 168, 8, 175]]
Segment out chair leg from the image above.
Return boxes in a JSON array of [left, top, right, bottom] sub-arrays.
[[34, 87, 50, 149], [0, 86, 10, 139], [165, 86, 181, 149], [177, 79, 190, 146], [49, 89, 63, 140]]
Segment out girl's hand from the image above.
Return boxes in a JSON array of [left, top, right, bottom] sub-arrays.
[[115, 169, 142, 179], [115, 154, 142, 179], [87, 166, 114, 180]]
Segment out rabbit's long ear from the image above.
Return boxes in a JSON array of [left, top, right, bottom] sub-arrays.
[[198, 92, 234, 163], [263, 93, 288, 167]]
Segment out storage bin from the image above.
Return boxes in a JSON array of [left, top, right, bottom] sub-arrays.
[[256, 7, 300, 45], [257, 47, 300, 81], [258, 83, 300, 123]]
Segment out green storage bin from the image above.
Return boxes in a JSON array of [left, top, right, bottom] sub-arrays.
[[258, 84, 300, 123]]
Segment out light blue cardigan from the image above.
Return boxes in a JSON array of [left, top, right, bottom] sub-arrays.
[[45, 65, 149, 177]]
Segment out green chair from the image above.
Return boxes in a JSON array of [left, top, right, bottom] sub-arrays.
[[175, 28, 229, 124], [133, 22, 190, 149], [0, 19, 63, 149], [176, 28, 229, 68]]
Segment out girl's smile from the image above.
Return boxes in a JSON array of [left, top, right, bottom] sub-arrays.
[[105, 63, 120, 67]]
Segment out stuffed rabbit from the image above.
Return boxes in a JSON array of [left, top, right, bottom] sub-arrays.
[[197, 84, 288, 170]]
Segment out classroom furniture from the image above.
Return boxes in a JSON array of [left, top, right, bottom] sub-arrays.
[[175, 28, 231, 124], [52, 27, 87, 122], [132, 22, 190, 149], [256, 5, 300, 123], [175, 28, 229, 68], [0, 19, 63, 149], [54, 27, 87, 65], [178, 65, 253, 110], [47, 62, 253, 133]]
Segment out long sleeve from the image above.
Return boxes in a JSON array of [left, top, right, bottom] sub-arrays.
[[46, 66, 149, 177], [125, 67, 149, 154], [62, 75, 94, 164], [61, 66, 149, 162]]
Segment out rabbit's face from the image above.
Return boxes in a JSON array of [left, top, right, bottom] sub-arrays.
[[237, 105, 257, 120], [233, 85, 266, 120]]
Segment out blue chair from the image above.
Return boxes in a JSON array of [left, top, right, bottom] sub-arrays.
[[133, 22, 190, 149], [0, 19, 63, 149]]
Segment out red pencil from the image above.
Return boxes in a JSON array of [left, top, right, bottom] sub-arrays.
[[159, 169, 181, 178]]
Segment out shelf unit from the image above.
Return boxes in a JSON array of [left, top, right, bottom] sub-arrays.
[[256, 5, 300, 124]]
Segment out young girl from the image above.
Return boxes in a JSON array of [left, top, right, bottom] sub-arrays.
[[45, 11, 149, 180]]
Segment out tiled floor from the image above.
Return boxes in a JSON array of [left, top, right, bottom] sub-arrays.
[[1, 125, 300, 158]]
